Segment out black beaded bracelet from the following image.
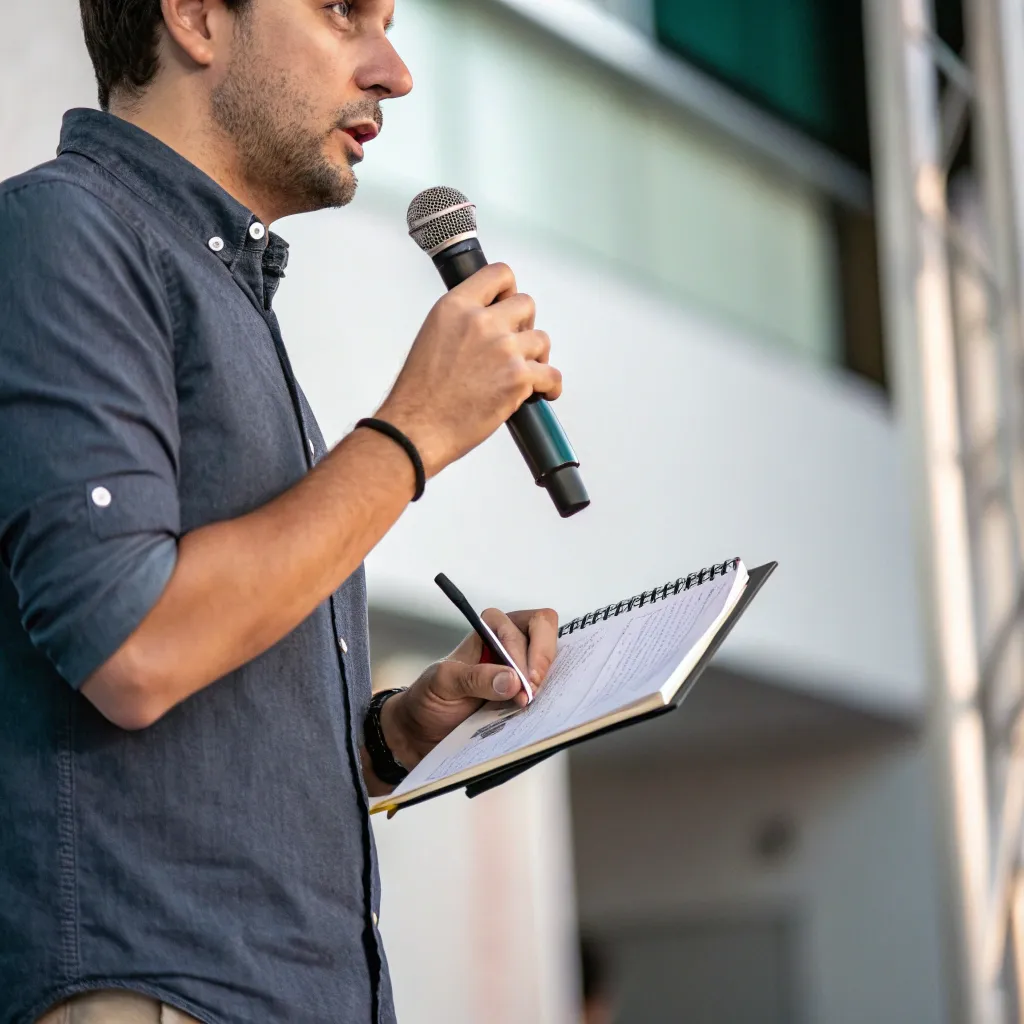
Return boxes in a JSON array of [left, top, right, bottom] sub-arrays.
[[364, 688, 410, 786], [356, 418, 426, 502]]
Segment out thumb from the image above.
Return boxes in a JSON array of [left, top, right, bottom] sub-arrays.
[[447, 662, 522, 702]]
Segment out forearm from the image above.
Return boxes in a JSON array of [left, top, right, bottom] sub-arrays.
[[83, 428, 415, 727]]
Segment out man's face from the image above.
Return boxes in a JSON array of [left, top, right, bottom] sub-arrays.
[[210, 0, 412, 217]]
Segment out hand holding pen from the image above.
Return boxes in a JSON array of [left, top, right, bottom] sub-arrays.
[[435, 574, 559, 708], [369, 589, 558, 789]]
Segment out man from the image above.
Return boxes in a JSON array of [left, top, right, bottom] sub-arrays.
[[0, 1, 564, 1021]]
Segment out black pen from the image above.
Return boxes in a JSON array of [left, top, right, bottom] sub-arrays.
[[434, 573, 535, 704]]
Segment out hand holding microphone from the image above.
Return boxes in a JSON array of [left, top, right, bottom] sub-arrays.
[[378, 262, 559, 471], [377, 187, 589, 518]]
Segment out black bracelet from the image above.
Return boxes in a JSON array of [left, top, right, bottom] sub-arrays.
[[356, 418, 426, 502], [364, 688, 410, 786]]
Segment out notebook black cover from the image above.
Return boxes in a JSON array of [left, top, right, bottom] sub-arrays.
[[382, 561, 777, 815]]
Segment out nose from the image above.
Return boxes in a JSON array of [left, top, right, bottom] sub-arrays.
[[357, 36, 414, 99]]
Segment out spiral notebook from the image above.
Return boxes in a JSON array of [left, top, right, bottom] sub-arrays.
[[371, 558, 776, 816]]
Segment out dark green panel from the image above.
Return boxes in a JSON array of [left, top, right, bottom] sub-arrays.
[[655, 0, 870, 170]]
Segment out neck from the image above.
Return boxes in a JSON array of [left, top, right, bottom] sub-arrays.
[[109, 91, 282, 226]]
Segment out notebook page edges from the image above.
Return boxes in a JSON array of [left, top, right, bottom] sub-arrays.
[[657, 561, 748, 702], [370, 560, 749, 813]]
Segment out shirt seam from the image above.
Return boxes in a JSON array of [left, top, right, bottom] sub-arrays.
[[3, 174, 157, 262], [55, 692, 80, 983], [63, 153, 264, 317], [1, 174, 177, 337], [155, 247, 187, 416], [329, 595, 385, 1024], [59, 145, 253, 268], [56, 146, 225, 251]]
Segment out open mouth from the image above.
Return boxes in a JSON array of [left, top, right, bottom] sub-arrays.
[[341, 123, 379, 147]]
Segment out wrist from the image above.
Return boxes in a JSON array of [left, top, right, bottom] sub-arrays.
[[374, 402, 446, 480], [378, 689, 424, 771]]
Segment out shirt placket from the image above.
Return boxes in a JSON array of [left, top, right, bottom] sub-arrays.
[[257, 301, 386, 1023]]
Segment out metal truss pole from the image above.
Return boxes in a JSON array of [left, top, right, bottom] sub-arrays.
[[864, 0, 992, 1019], [866, 0, 1024, 1019]]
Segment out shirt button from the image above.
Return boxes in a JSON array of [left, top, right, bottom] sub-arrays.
[[339, 637, 349, 655], [208, 236, 225, 252], [90, 486, 112, 508], [307, 438, 315, 459], [372, 912, 379, 927], [249, 222, 266, 241]]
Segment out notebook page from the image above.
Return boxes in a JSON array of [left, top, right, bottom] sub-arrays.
[[558, 566, 746, 726], [383, 565, 746, 799]]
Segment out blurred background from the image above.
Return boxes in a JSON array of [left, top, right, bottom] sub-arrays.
[[10, 0, 1024, 1021]]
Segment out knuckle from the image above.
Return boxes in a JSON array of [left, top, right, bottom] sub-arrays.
[[481, 607, 505, 627], [536, 608, 559, 628], [440, 289, 466, 313], [493, 262, 516, 289], [462, 669, 484, 697], [513, 364, 534, 392], [469, 308, 490, 338]]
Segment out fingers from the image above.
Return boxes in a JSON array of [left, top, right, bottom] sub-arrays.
[[440, 607, 561, 712], [482, 608, 529, 677], [479, 607, 560, 701], [528, 362, 563, 401], [459, 272, 535, 334], [454, 262, 518, 306], [507, 331, 561, 402], [507, 609, 560, 686], [438, 660, 526, 703], [516, 329, 551, 363], [455, 266, 560, 401], [492, 292, 537, 333]]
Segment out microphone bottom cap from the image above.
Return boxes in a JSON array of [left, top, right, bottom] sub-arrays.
[[544, 465, 591, 519]]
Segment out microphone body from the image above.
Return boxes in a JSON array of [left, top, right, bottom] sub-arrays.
[[430, 237, 591, 518]]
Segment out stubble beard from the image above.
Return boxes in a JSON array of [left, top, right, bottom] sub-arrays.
[[210, 26, 371, 214]]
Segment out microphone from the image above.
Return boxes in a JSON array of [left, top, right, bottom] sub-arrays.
[[407, 186, 591, 519]]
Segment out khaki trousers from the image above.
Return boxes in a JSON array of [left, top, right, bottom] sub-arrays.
[[36, 991, 202, 1024]]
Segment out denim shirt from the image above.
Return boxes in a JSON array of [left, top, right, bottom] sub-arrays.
[[0, 109, 394, 1024]]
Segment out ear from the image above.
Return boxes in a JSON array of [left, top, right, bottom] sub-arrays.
[[159, 0, 237, 69]]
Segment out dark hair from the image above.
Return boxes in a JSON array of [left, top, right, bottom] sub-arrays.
[[79, 0, 250, 111]]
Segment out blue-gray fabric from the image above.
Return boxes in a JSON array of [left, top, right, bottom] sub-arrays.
[[0, 109, 395, 1024]]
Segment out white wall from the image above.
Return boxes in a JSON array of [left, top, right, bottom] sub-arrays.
[[572, 741, 950, 1024], [0, 0, 96, 182]]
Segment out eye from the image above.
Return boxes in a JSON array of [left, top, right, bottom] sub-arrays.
[[327, 2, 353, 17]]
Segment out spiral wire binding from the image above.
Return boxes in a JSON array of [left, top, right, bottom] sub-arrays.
[[557, 558, 741, 638]]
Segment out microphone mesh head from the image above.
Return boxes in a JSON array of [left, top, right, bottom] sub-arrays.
[[407, 186, 478, 255]]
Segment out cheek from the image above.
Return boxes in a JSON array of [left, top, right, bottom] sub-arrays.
[[277, 22, 361, 98], [251, 14, 359, 114]]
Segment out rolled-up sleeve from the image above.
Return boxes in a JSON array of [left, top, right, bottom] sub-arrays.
[[0, 181, 180, 689]]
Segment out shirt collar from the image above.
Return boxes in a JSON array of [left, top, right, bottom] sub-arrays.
[[58, 108, 289, 308]]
